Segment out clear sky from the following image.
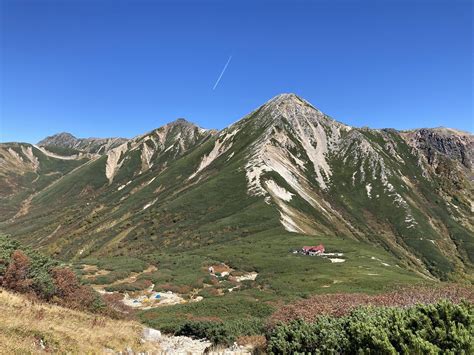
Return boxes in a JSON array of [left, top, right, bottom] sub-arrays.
[[1, 0, 472, 143]]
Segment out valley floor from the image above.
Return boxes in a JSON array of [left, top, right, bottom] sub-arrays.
[[75, 230, 428, 336]]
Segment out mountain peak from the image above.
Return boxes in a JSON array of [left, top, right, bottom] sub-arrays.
[[262, 93, 323, 117], [38, 132, 78, 146], [55, 132, 77, 138], [166, 118, 196, 128], [251, 93, 342, 132], [271, 92, 299, 100], [266, 93, 308, 106], [38, 132, 127, 154]]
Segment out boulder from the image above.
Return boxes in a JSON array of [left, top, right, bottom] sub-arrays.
[[142, 327, 161, 342]]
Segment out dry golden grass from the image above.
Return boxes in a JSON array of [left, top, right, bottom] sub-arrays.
[[0, 288, 160, 354]]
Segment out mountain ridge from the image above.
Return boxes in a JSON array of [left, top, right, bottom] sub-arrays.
[[1, 93, 472, 282]]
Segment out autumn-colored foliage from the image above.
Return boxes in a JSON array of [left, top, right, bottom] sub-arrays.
[[2, 250, 33, 293], [268, 284, 474, 326], [49, 267, 102, 312], [51, 267, 79, 298], [0, 235, 119, 317]]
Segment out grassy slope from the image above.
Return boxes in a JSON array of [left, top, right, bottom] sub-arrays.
[[137, 229, 423, 332], [0, 144, 89, 221], [0, 288, 160, 353]]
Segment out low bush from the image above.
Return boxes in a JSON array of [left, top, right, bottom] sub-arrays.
[[0, 236, 59, 299], [80, 256, 147, 273], [0, 235, 116, 316], [177, 321, 231, 345], [85, 270, 130, 285], [155, 283, 192, 294], [269, 284, 474, 325], [267, 300, 473, 354], [105, 279, 152, 292], [176, 319, 265, 346]]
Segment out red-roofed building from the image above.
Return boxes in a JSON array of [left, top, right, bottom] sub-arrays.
[[302, 245, 325, 255]]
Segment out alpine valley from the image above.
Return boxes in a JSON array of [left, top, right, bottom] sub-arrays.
[[1, 94, 473, 333]]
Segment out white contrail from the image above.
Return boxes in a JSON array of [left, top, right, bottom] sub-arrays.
[[212, 55, 232, 90]]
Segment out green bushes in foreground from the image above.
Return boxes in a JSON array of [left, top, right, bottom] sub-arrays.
[[267, 300, 473, 354], [176, 318, 265, 345]]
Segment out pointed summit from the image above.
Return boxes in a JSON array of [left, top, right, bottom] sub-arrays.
[[262, 93, 312, 114], [265, 93, 318, 110], [246, 93, 343, 131], [266, 92, 305, 104], [166, 118, 195, 127]]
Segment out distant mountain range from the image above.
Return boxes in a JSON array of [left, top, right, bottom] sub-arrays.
[[1, 94, 472, 280], [38, 132, 127, 155]]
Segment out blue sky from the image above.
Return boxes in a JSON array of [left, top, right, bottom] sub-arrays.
[[1, 0, 472, 143]]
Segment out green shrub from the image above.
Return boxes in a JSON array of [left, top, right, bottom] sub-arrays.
[[177, 318, 265, 346], [85, 270, 130, 285], [267, 300, 473, 354], [0, 235, 59, 299], [267, 317, 347, 354], [105, 279, 152, 292], [177, 321, 232, 345]]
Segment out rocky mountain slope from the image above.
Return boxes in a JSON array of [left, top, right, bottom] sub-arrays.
[[1, 94, 472, 280], [38, 132, 127, 154]]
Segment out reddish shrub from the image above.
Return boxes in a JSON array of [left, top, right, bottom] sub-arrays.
[[102, 293, 134, 316], [51, 267, 108, 314], [2, 250, 33, 293], [268, 284, 474, 326], [51, 267, 80, 298]]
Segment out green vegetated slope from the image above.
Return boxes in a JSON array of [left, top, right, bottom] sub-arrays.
[[0, 143, 90, 221], [137, 229, 424, 333], [1, 94, 473, 291], [266, 300, 473, 354]]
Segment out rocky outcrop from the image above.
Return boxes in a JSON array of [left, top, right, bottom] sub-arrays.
[[38, 132, 128, 154], [401, 128, 473, 170]]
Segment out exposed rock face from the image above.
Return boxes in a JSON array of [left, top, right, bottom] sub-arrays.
[[135, 118, 215, 160], [0, 142, 90, 219], [402, 128, 473, 170], [245, 93, 350, 192], [38, 132, 78, 148], [104, 118, 215, 183], [240, 94, 353, 235], [38, 132, 128, 154], [0, 143, 40, 176], [401, 128, 473, 198]]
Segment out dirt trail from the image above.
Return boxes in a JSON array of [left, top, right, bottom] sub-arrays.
[[88, 265, 157, 287], [113, 265, 157, 285]]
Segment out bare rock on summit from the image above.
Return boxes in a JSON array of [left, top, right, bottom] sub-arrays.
[[38, 132, 128, 154]]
